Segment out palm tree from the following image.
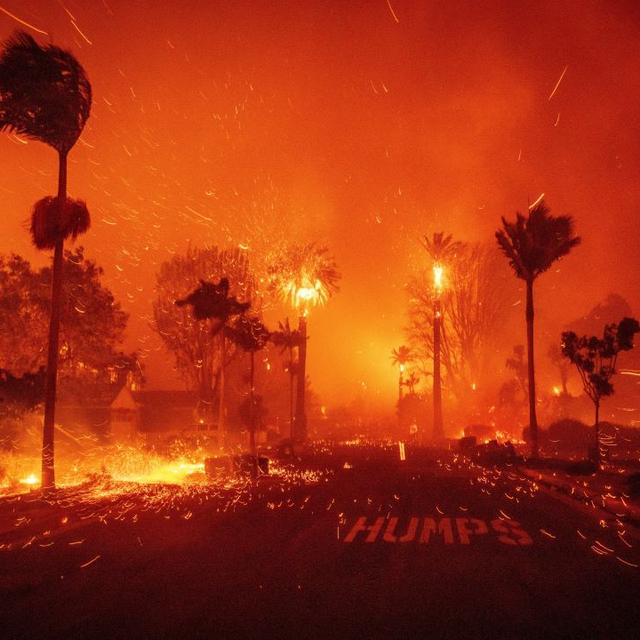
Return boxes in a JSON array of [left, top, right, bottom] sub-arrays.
[[176, 277, 251, 447], [496, 201, 581, 458], [225, 315, 270, 476], [421, 233, 462, 440], [0, 31, 92, 490], [391, 345, 412, 404], [268, 243, 340, 442], [403, 371, 420, 395], [271, 318, 302, 440]]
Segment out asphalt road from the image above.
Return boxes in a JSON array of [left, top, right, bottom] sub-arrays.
[[1, 445, 639, 639]]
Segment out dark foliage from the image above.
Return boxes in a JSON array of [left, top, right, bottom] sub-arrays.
[[176, 277, 250, 325], [30, 196, 90, 249], [495, 201, 581, 282], [0, 31, 91, 153], [224, 315, 270, 353], [0, 367, 45, 413], [561, 317, 640, 407], [547, 419, 590, 447], [271, 319, 302, 351]]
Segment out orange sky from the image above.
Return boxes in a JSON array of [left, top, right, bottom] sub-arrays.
[[1, 0, 639, 408]]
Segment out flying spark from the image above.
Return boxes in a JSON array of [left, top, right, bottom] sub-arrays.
[[548, 65, 569, 101], [0, 4, 48, 34]]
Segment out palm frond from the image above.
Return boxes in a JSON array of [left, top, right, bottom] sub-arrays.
[[268, 242, 340, 308], [391, 345, 412, 366], [0, 30, 91, 153], [225, 315, 270, 352], [496, 200, 581, 281], [421, 232, 463, 263], [29, 196, 90, 250]]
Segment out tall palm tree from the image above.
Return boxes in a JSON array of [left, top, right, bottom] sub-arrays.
[[268, 243, 340, 442], [0, 31, 92, 490], [403, 371, 420, 395], [496, 201, 581, 458], [390, 345, 412, 404], [225, 315, 270, 477], [421, 233, 462, 440]]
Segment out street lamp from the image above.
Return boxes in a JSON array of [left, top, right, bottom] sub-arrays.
[[432, 262, 444, 441]]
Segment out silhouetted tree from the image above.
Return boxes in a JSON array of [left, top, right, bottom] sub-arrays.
[[154, 247, 254, 442], [0, 249, 132, 389], [225, 315, 270, 475], [0, 31, 92, 489], [391, 345, 412, 403], [496, 201, 581, 458], [562, 317, 640, 463], [0, 368, 45, 450], [407, 243, 514, 404], [421, 233, 461, 439], [270, 319, 302, 439], [402, 371, 420, 395], [268, 242, 340, 441]]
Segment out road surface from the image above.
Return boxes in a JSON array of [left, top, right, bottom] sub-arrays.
[[1, 445, 639, 639]]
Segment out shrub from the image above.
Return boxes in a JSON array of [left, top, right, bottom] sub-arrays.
[[546, 419, 590, 449]]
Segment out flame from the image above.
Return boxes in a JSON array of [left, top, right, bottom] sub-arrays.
[[552, 385, 562, 397], [433, 264, 444, 292], [18, 473, 39, 486], [282, 273, 328, 314]]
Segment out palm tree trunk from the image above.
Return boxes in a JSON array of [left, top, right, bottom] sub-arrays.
[[289, 345, 295, 441], [526, 278, 539, 458], [433, 298, 443, 441], [593, 401, 600, 465], [41, 151, 67, 491], [249, 351, 257, 478], [295, 316, 307, 442], [217, 332, 226, 448]]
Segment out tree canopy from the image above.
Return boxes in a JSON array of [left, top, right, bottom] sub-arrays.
[[153, 246, 256, 396], [562, 317, 640, 408], [495, 200, 581, 282], [0, 31, 91, 153], [0, 247, 131, 387], [406, 242, 515, 399]]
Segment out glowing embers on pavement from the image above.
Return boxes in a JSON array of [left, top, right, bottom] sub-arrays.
[[343, 515, 533, 545]]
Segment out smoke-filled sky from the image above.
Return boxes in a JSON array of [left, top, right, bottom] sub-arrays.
[[1, 0, 639, 408]]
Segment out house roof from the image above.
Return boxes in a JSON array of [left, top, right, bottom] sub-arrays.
[[111, 386, 139, 410]]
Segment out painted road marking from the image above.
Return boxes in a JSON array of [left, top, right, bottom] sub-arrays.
[[343, 516, 534, 545]]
